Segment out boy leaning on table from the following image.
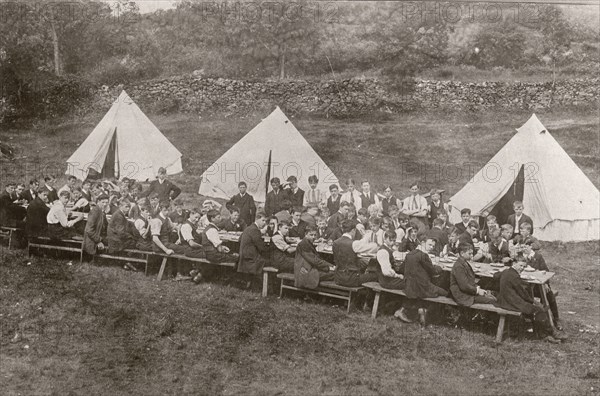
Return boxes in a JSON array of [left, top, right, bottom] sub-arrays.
[[450, 243, 496, 306], [492, 255, 567, 343]]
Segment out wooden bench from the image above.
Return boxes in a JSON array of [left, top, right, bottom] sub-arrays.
[[362, 282, 521, 343], [153, 253, 236, 281], [277, 272, 364, 313], [262, 266, 279, 297], [0, 226, 19, 249], [94, 249, 152, 273], [27, 236, 84, 263]]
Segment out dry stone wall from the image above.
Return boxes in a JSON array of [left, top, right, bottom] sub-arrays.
[[93, 75, 599, 117]]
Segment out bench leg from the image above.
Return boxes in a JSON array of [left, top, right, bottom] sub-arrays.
[[145, 256, 149, 276], [262, 271, 269, 298], [8, 231, 12, 249], [347, 292, 352, 314], [496, 314, 506, 343], [279, 279, 284, 298], [157, 257, 168, 281], [371, 291, 381, 319]]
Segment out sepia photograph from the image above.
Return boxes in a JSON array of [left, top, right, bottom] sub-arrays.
[[0, 0, 598, 394]]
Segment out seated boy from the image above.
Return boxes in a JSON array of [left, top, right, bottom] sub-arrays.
[[315, 216, 333, 243], [201, 209, 239, 264], [46, 191, 84, 240], [450, 243, 496, 306], [399, 227, 419, 253], [376, 230, 405, 290], [168, 199, 188, 225], [522, 244, 561, 329], [294, 224, 335, 289], [274, 199, 293, 224], [354, 208, 369, 239], [362, 216, 384, 245], [220, 206, 247, 232], [150, 202, 188, 280], [479, 214, 498, 243], [107, 199, 138, 253], [288, 206, 307, 239], [493, 255, 566, 343], [458, 220, 485, 261], [427, 218, 449, 257], [71, 187, 90, 213], [178, 209, 204, 258], [270, 220, 296, 273], [512, 222, 541, 251], [487, 228, 510, 263], [132, 204, 154, 251]]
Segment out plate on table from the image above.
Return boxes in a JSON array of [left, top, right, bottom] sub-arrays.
[[523, 266, 536, 272], [490, 263, 504, 268], [520, 274, 535, 280]]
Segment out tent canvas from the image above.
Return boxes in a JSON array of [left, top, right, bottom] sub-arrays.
[[448, 114, 600, 242], [199, 107, 340, 203], [66, 91, 182, 181]]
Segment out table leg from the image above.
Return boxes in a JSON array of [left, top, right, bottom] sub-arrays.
[[371, 291, 381, 319], [539, 284, 555, 329], [157, 257, 168, 281], [262, 271, 269, 297]]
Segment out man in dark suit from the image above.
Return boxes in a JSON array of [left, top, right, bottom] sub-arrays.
[[494, 256, 566, 343], [140, 167, 181, 202], [0, 183, 26, 227], [333, 220, 378, 288], [107, 199, 137, 253], [404, 233, 448, 325], [450, 243, 496, 306], [237, 212, 270, 277], [326, 184, 341, 215], [358, 180, 379, 211], [264, 177, 285, 216], [83, 194, 109, 255], [294, 224, 334, 289], [21, 179, 39, 203], [43, 175, 59, 204], [326, 201, 349, 237], [220, 207, 247, 232], [506, 201, 533, 237], [284, 176, 304, 208], [427, 218, 449, 257], [25, 188, 50, 237], [226, 181, 256, 227]]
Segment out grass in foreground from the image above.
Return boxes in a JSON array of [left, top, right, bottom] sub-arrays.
[[0, 244, 598, 395]]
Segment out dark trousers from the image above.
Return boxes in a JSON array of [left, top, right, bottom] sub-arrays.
[[272, 257, 295, 273], [47, 223, 79, 240], [335, 270, 378, 288], [378, 273, 406, 290]]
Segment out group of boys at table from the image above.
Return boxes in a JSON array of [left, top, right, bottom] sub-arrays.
[[1, 171, 566, 343]]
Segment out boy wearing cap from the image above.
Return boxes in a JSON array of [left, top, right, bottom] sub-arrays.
[[226, 181, 256, 227], [141, 167, 181, 203]]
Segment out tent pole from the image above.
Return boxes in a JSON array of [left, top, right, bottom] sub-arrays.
[[265, 150, 272, 198]]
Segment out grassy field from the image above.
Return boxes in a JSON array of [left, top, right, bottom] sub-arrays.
[[1, 108, 599, 394]]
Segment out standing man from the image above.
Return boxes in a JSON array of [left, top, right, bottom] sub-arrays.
[[264, 177, 285, 216], [284, 176, 304, 208], [401, 183, 429, 232], [507, 201, 534, 237], [341, 179, 361, 215], [141, 167, 181, 203], [226, 181, 256, 227], [359, 180, 380, 211], [326, 184, 342, 216]]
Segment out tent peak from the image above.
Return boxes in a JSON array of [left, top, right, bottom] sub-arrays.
[[516, 113, 547, 136]]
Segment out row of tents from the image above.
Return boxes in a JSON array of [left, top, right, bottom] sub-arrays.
[[66, 91, 600, 242]]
